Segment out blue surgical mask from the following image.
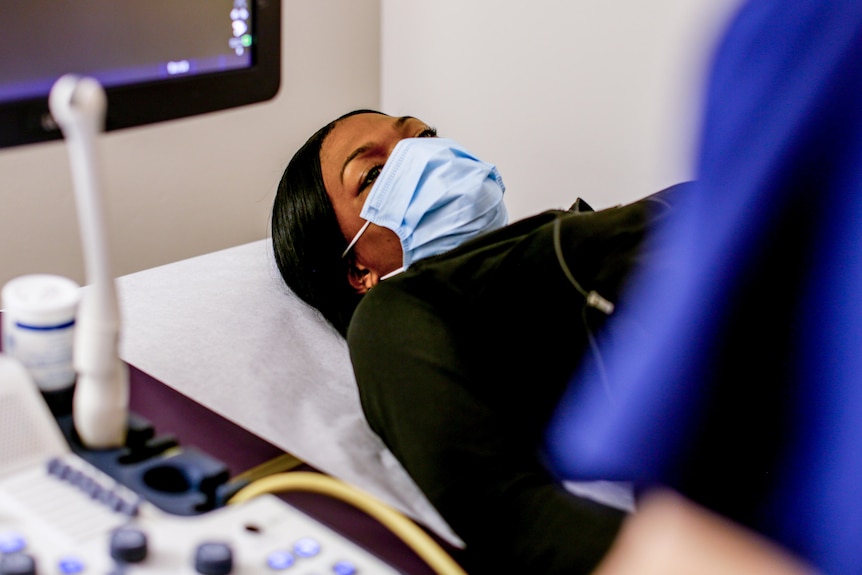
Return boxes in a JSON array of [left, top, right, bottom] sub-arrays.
[[342, 137, 508, 276]]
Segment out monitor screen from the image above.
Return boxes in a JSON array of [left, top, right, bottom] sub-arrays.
[[0, 0, 281, 149]]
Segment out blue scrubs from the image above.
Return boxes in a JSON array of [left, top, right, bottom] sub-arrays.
[[545, 1, 862, 573]]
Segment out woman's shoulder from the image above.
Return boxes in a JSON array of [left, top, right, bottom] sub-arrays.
[[346, 184, 692, 342]]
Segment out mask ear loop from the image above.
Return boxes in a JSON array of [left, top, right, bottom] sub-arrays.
[[380, 267, 405, 281], [553, 215, 616, 405], [341, 220, 404, 282], [342, 220, 371, 258]]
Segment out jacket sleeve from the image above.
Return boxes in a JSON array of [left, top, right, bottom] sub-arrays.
[[348, 278, 625, 575]]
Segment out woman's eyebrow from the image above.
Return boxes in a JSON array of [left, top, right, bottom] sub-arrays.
[[394, 115, 414, 128], [340, 116, 416, 184], [340, 144, 371, 184]]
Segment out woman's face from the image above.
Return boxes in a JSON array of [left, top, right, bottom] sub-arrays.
[[320, 113, 436, 291]]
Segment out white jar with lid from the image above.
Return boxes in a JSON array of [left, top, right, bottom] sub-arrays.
[[2, 274, 81, 392]]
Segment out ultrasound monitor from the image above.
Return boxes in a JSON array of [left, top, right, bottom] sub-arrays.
[[0, 0, 281, 149], [0, 0, 280, 448]]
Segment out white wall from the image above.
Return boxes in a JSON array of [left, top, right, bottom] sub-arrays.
[[0, 0, 381, 289], [1, 0, 746, 290], [381, 0, 744, 219]]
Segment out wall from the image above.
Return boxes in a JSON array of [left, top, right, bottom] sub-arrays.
[[1, 0, 747, 290], [381, 0, 744, 219], [0, 0, 381, 289]]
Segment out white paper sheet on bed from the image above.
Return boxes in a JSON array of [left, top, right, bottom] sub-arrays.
[[115, 239, 461, 546]]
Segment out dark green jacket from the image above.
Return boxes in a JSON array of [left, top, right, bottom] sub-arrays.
[[347, 184, 687, 574]]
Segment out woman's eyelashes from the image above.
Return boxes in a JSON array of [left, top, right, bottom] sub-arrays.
[[359, 165, 382, 193], [358, 128, 436, 193]]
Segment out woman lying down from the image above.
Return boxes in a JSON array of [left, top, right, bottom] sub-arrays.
[[270, 109, 686, 574]]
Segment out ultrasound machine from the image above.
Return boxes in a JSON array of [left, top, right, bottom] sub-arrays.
[[0, 3, 433, 573]]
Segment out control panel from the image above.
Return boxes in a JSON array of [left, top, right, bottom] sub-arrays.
[[0, 355, 402, 574], [0, 452, 402, 574]]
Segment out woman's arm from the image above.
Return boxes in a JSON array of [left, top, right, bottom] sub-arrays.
[[349, 280, 624, 575]]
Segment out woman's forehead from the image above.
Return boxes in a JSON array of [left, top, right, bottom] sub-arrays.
[[321, 113, 428, 162], [321, 113, 391, 161]]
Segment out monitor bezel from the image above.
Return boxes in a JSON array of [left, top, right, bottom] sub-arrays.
[[0, 0, 281, 149]]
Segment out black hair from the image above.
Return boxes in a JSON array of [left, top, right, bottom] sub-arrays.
[[271, 109, 384, 336]]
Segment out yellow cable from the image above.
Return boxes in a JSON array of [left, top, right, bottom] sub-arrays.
[[228, 471, 467, 575], [232, 453, 304, 483]]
